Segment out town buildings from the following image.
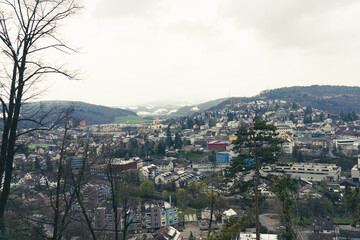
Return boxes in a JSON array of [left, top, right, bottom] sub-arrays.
[[144, 201, 178, 230]]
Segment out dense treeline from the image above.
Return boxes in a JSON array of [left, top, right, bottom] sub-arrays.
[[258, 85, 360, 113]]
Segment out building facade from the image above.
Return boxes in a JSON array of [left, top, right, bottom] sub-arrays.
[[262, 162, 341, 182], [144, 201, 178, 229]]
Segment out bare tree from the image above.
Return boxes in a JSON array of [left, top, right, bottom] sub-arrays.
[[102, 143, 122, 240], [51, 121, 76, 240], [118, 172, 139, 240], [46, 117, 100, 240], [69, 138, 98, 240], [102, 142, 139, 240], [0, 0, 80, 221]]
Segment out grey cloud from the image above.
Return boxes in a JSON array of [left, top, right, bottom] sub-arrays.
[[93, 0, 159, 19], [221, 0, 360, 49], [165, 21, 222, 38]]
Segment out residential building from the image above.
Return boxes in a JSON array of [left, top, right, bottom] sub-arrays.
[[310, 217, 334, 234], [281, 139, 294, 155], [191, 162, 230, 174], [262, 162, 341, 182], [334, 138, 360, 156], [173, 164, 184, 172], [155, 172, 176, 185], [108, 159, 137, 176], [351, 156, 360, 182], [216, 151, 236, 163], [276, 125, 292, 135], [152, 159, 174, 173], [175, 172, 198, 187], [208, 140, 229, 151], [153, 225, 181, 240], [66, 157, 87, 170], [140, 164, 158, 181], [144, 201, 178, 229], [94, 203, 122, 239]]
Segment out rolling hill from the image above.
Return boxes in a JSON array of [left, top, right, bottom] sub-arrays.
[[173, 98, 228, 116], [207, 85, 360, 114], [22, 101, 137, 125], [256, 85, 360, 113]]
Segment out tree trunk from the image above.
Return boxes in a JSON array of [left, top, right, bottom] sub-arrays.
[[75, 187, 97, 240], [53, 127, 67, 240]]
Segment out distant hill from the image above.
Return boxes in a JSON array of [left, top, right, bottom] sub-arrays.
[[23, 101, 137, 125], [256, 85, 360, 113], [122, 104, 181, 117], [211, 97, 251, 110], [173, 98, 228, 116]]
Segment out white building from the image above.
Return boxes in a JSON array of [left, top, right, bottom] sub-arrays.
[[262, 162, 341, 182], [140, 164, 158, 181], [351, 156, 360, 182], [155, 172, 176, 185], [191, 162, 230, 174], [152, 159, 174, 173], [175, 173, 198, 187], [334, 138, 360, 156], [275, 125, 293, 135], [281, 139, 294, 155]]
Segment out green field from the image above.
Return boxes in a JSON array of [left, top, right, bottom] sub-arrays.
[[114, 115, 146, 124], [28, 144, 50, 150]]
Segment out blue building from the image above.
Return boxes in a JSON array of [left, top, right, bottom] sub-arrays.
[[217, 152, 230, 163], [217, 152, 237, 163]]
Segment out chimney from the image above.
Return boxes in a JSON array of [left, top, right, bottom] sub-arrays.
[[169, 195, 172, 205]]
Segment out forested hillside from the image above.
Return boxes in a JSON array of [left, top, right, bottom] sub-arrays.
[[257, 85, 360, 113]]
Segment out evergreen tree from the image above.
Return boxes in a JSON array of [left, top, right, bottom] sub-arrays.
[[289, 112, 295, 122], [157, 141, 166, 155], [227, 112, 234, 121], [165, 126, 173, 147], [174, 132, 183, 149], [187, 117, 194, 129], [344, 187, 360, 226], [229, 118, 282, 240], [270, 176, 298, 240]]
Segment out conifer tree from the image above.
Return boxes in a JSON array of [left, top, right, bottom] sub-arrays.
[[229, 118, 282, 240]]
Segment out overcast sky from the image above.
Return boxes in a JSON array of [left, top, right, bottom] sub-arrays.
[[39, 0, 360, 107]]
